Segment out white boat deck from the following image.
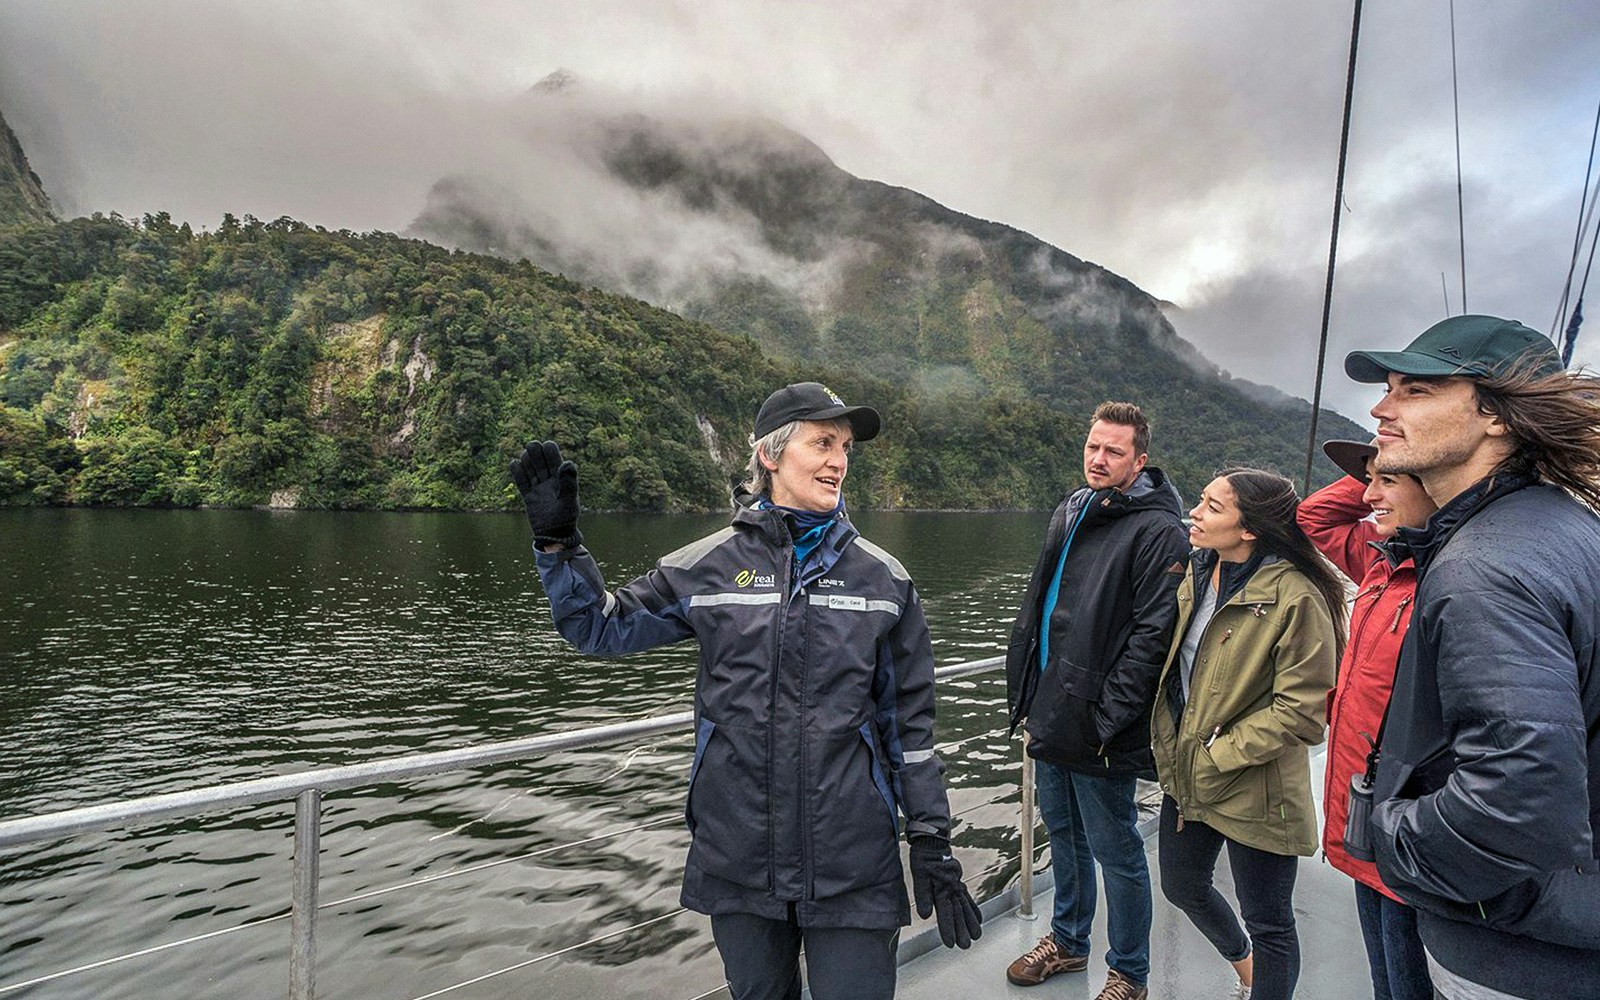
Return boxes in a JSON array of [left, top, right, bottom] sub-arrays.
[[892, 753, 1372, 1000], [896, 836, 1367, 999]]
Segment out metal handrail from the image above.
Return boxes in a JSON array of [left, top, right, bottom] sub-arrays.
[[0, 814, 687, 997], [0, 654, 1012, 1000]]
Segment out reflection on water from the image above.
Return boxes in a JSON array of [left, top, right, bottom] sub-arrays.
[[0, 508, 1047, 998]]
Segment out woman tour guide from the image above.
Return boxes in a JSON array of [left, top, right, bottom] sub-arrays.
[[1151, 468, 1344, 1000], [509, 382, 981, 1000]]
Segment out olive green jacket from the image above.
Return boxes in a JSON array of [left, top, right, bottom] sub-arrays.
[[1151, 557, 1337, 856]]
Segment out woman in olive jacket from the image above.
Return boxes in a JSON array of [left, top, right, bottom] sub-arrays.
[[1151, 469, 1344, 1000]]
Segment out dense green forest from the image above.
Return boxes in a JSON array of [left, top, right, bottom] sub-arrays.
[[0, 213, 1355, 512]]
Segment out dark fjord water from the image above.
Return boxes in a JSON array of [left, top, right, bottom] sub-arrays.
[[0, 508, 1048, 999]]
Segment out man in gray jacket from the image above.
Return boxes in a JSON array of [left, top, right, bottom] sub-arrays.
[[511, 382, 980, 1000], [1344, 315, 1600, 1000]]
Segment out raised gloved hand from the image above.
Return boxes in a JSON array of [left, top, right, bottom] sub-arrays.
[[909, 835, 983, 949], [509, 440, 582, 550]]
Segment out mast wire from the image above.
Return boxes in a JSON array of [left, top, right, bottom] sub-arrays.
[[1563, 207, 1600, 366], [1450, 0, 1467, 313], [1303, 0, 1364, 495], [1553, 98, 1600, 339]]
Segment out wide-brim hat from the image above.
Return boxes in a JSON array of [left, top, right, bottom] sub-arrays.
[[754, 382, 880, 442], [1345, 314, 1562, 384], [1322, 438, 1378, 483]]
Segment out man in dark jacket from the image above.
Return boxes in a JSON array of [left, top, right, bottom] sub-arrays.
[[1003, 401, 1190, 1000], [1344, 315, 1600, 1000], [510, 383, 981, 1000]]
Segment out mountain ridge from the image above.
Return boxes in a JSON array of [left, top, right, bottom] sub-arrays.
[[0, 90, 1362, 512], [0, 108, 56, 226], [411, 90, 1362, 477]]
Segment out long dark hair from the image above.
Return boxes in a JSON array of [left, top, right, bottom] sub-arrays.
[[1221, 468, 1348, 657], [1475, 361, 1600, 511]]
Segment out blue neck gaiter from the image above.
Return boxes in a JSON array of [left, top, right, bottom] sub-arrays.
[[758, 496, 844, 566]]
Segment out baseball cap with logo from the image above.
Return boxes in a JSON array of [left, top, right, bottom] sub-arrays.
[[754, 382, 881, 442], [1344, 314, 1562, 384]]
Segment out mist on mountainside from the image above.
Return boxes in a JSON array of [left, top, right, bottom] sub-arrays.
[[414, 74, 1237, 375], [0, 69, 1365, 514], [409, 72, 1360, 446]]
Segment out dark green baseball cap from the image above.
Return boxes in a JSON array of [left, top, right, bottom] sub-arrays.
[[1344, 314, 1562, 384]]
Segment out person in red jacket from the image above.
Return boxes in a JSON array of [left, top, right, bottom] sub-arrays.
[[1297, 439, 1437, 1000]]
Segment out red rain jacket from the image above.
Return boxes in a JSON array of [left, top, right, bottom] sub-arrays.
[[1297, 475, 1416, 901]]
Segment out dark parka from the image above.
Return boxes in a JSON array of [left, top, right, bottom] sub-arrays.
[[535, 499, 952, 929], [1371, 474, 1600, 1000], [1005, 468, 1190, 776]]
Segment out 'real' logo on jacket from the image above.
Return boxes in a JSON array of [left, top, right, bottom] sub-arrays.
[[735, 569, 776, 588]]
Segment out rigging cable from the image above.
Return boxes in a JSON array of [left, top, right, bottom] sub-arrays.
[[1563, 201, 1600, 366], [1449, 0, 1467, 312], [1302, 0, 1364, 496], [1552, 97, 1600, 341]]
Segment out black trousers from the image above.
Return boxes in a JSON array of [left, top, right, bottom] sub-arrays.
[[709, 911, 899, 1000], [1157, 795, 1302, 1000]]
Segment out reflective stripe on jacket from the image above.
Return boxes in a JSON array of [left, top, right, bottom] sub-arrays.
[[534, 499, 949, 928]]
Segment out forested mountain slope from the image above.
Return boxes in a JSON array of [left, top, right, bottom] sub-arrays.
[[0, 212, 1361, 510], [0, 85, 1361, 511]]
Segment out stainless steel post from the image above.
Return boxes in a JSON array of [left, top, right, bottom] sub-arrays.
[[1019, 751, 1036, 919], [290, 788, 322, 1000]]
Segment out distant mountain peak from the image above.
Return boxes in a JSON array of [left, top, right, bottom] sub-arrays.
[[530, 68, 581, 97], [406, 96, 1362, 469]]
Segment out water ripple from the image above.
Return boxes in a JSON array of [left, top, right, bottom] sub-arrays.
[[0, 507, 1047, 999]]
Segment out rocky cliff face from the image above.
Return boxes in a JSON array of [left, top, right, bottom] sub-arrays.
[[0, 109, 55, 226]]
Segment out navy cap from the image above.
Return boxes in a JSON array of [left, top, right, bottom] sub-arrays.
[[754, 382, 880, 442], [1345, 315, 1562, 384]]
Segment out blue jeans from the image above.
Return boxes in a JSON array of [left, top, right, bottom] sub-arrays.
[[1036, 760, 1152, 984], [1353, 882, 1434, 1000]]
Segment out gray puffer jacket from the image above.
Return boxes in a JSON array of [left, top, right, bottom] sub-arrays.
[[535, 498, 952, 929]]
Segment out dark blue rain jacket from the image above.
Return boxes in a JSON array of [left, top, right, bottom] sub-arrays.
[[535, 496, 952, 928], [1371, 473, 1600, 998]]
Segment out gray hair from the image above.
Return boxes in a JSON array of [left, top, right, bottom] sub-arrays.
[[741, 418, 851, 498]]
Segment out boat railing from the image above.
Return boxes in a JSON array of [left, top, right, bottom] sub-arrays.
[[0, 653, 1040, 1000]]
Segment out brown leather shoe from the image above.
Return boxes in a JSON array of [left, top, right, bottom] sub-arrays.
[[1005, 935, 1089, 986], [1094, 968, 1149, 1000]]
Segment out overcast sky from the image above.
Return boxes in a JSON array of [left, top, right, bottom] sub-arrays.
[[2, 0, 1597, 421]]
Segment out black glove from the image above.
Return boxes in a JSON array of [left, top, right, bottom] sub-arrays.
[[909, 835, 983, 949], [508, 440, 582, 549]]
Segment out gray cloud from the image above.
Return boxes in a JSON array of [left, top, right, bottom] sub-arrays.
[[2, 0, 1597, 421]]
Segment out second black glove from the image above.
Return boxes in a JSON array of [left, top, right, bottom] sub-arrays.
[[909, 835, 983, 949]]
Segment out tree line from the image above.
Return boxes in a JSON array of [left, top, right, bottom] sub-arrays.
[[0, 213, 1351, 512]]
